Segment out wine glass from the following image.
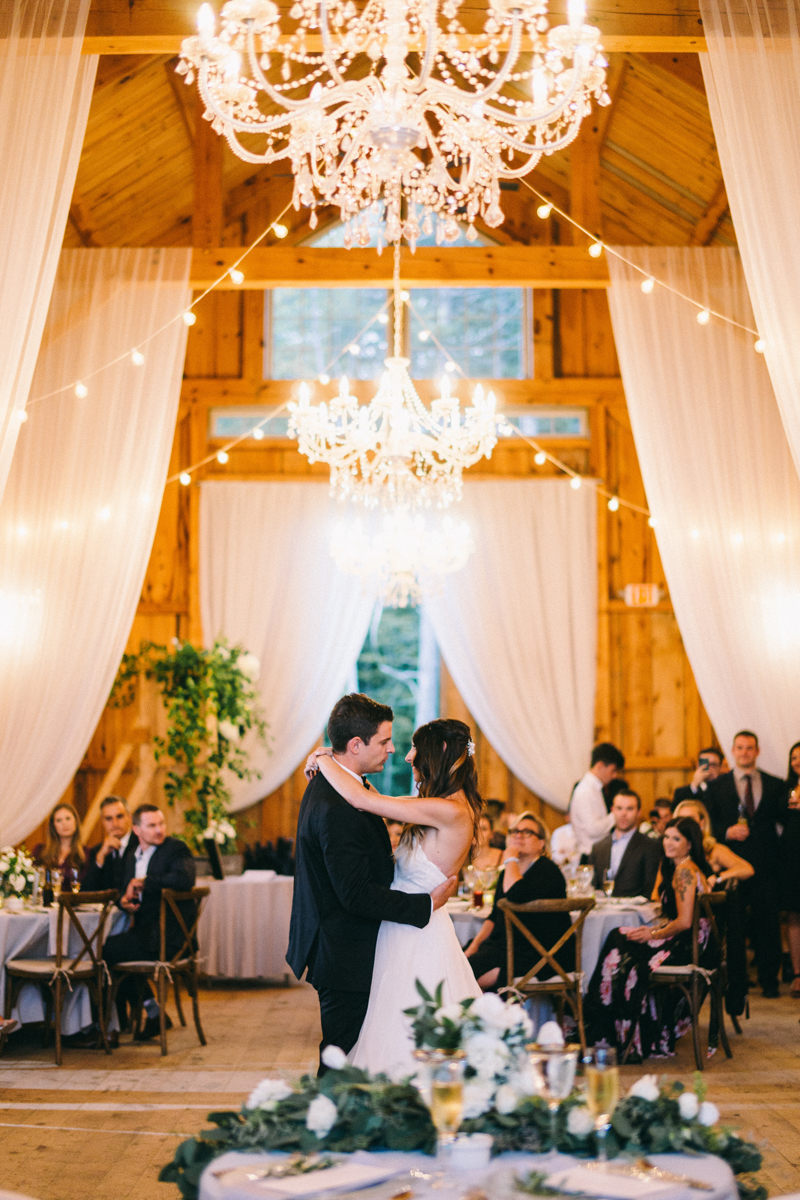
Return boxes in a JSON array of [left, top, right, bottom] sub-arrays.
[[430, 1056, 465, 1158], [602, 870, 614, 898], [528, 1045, 579, 1153], [584, 1047, 619, 1161]]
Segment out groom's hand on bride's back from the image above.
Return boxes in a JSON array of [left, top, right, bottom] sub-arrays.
[[430, 876, 459, 911]]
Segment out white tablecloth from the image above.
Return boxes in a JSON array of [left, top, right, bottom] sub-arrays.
[[198, 875, 297, 981], [200, 1148, 737, 1200]]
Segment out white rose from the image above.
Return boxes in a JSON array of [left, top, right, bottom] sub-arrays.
[[698, 1101, 720, 1127], [434, 1004, 464, 1025], [567, 1106, 595, 1137], [202, 824, 217, 841], [462, 1080, 495, 1119], [628, 1074, 660, 1103], [536, 1021, 565, 1047], [12, 874, 25, 893], [246, 1078, 293, 1110], [503, 1004, 533, 1037], [237, 653, 261, 682], [463, 1031, 510, 1079], [321, 1045, 348, 1071], [215, 830, 226, 844], [306, 1094, 338, 1138], [507, 1064, 537, 1098], [218, 719, 240, 742], [495, 1084, 519, 1115], [217, 646, 231, 659], [219, 820, 236, 839], [678, 1092, 700, 1120]]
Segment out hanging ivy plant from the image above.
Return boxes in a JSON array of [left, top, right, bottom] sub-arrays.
[[110, 639, 268, 851]]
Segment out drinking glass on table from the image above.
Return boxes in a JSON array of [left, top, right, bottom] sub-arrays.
[[602, 870, 614, 898], [584, 1047, 619, 1160], [529, 1045, 579, 1152], [430, 1056, 465, 1156]]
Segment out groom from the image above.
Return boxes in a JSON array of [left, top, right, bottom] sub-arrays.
[[287, 693, 457, 1069]]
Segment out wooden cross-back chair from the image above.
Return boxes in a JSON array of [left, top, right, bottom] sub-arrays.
[[4, 890, 118, 1065], [622, 889, 732, 1071], [108, 886, 210, 1056], [498, 896, 595, 1052]]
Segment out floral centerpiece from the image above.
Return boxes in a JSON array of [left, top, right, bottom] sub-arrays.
[[0, 845, 37, 903]]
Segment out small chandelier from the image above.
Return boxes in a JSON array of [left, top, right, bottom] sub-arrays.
[[331, 505, 474, 607], [178, 0, 609, 245], [287, 244, 500, 508]]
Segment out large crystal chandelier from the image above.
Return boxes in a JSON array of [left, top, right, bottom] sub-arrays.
[[178, 0, 609, 245], [331, 505, 474, 606], [287, 245, 500, 507]]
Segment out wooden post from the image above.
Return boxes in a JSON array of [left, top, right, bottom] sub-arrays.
[[80, 743, 134, 842], [193, 90, 223, 250]]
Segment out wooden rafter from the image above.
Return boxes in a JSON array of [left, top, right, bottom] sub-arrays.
[[689, 179, 729, 246]]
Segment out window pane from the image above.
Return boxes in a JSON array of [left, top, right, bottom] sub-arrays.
[[356, 606, 423, 796], [269, 288, 388, 380], [409, 288, 526, 378]]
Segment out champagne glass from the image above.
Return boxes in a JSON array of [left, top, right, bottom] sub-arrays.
[[584, 1047, 619, 1161], [602, 870, 614, 898], [528, 1045, 579, 1153], [430, 1056, 465, 1157]]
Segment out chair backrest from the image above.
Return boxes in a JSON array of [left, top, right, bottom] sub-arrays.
[[55, 890, 119, 971], [692, 889, 727, 969], [159, 887, 210, 965], [498, 896, 595, 989]]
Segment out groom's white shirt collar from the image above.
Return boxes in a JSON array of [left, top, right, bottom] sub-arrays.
[[333, 758, 365, 784]]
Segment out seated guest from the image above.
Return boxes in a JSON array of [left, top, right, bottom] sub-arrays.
[[672, 747, 723, 808], [642, 799, 672, 838], [673, 799, 753, 886], [82, 795, 138, 891], [585, 817, 715, 1060], [589, 789, 661, 898], [570, 743, 624, 860], [465, 813, 573, 990], [472, 815, 503, 871], [102, 804, 196, 1041], [33, 803, 88, 891], [385, 819, 404, 852]]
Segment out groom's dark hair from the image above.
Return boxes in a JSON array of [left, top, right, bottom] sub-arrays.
[[328, 693, 393, 753]]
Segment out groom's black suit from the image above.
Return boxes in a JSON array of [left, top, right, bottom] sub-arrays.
[[287, 770, 431, 1062]]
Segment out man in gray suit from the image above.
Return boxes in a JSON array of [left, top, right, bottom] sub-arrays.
[[590, 790, 661, 899]]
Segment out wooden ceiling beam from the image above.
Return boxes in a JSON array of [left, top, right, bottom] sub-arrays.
[[189, 245, 611, 288], [689, 179, 729, 246]]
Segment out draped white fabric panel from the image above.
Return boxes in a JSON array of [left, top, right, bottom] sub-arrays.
[[0, 248, 191, 845], [699, 0, 800, 477], [199, 482, 377, 810], [607, 247, 800, 777], [425, 479, 597, 812], [0, 0, 96, 503]]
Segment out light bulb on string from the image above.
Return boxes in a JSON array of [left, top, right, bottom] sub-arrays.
[[641, 278, 655, 294], [216, 450, 229, 464], [588, 241, 603, 258], [183, 311, 197, 326], [444, 361, 457, 373], [347, 343, 361, 356], [229, 267, 244, 285], [607, 495, 619, 512], [14, 409, 28, 424], [648, 516, 657, 528], [131, 348, 145, 366], [377, 313, 389, 325], [418, 331, 430, 342], [537, 203, 553, 219], [272, 223, 288, 239], [534, 450, 547, 466], [253, 427, 265, 440], [570, 475, 582, 489], [696, 309, 710, 326], [318, 373, 330, 384], [400, 290, 410, 302], [74, 381, 88, 398], [754, 339, 765, 354], [179, 472, 191, 486]]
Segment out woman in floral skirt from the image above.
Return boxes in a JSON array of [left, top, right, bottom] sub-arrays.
[[584, 817, 716, 1061]]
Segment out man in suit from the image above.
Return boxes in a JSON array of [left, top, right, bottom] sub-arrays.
[[705, 730, 787, 997], [287, 693, 457, 1071], [81, 795, 138, 892], [672, 747, 723, 809], [102, 804, 196, 1040], [590, 789, 661, 899]]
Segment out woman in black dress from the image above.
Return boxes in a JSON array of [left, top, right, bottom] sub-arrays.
[[584, 817, 715, 1061], [465, 812, 573, 989], [779, 741, 800, 997]]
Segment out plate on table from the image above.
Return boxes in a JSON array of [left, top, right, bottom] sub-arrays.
[[547, 1166, 685, 1200], [212, 1159, 406, 1197]]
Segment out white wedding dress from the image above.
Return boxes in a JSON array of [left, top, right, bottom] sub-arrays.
[[350, 838, 482, 1079]]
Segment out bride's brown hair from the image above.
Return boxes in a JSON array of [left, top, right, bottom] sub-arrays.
[[400, 719, 483, 849]]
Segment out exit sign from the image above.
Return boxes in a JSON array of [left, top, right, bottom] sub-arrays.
[[623, 584, 660, 608]]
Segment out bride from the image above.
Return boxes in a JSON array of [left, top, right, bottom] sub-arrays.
[[306, 717, 483, 1078]]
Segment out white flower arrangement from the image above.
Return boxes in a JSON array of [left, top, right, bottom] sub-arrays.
[[202, 818, 237, 846], [0, 845, 36, 900], [628, 1074, 661, 1103], [245, 1078, 294, 1111], [305, 1094, 338, 1138]]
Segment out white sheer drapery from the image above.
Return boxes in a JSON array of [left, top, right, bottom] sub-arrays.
[[199, 481, 377, 809], [0, 0, 96, 503], [0, 248, 191, 845], [699, 0, 800, 477], [425, 479, 597, 811], [607, 247, 800, 776]]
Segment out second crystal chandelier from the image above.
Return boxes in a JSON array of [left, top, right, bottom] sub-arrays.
[[179, 0, 609, 245]]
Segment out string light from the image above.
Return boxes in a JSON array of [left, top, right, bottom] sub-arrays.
[[253, 427, 265, 441], [377, 313, 389, 325], [272, 223, 288, 239], [648, 516, 657, 528], [14, 409, 28, 424], [607, 496, 619, 512], [318, 373, 330, 384], [754, 339, 765, 354], [690, 529, 700, 538], [696, 309, 710, 326], [216, 450, 229, 464], [537, 203, 553, 219], [74, 382, 87, 398], [182, 311, 197, 326], [179, 472, 191, 486], [229, 267, 244, 285], [588, 241, 604, 259], [534, 451, 547, 466], [570, 475, 582, 489], [131, 348, 145, 366], [641, 278, 655, 295]]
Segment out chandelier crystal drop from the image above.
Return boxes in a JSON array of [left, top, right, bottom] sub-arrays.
[[331, 505, 474, 607], [179, 0, 609, 245], [288, 243, 501, 508]]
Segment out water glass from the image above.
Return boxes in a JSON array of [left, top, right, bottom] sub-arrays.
[[584, 1047, 619, 1160], [528, 1045, 579, 1151]]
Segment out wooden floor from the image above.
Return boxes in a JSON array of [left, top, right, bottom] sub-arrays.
[[0, 983, 798, 1200]]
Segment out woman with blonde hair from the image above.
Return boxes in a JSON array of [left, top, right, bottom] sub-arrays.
[[673, 799, 753, 886], [32, 803, 88, 890]]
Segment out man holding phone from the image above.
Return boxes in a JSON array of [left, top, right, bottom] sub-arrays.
[[672, 747, 723, 808]]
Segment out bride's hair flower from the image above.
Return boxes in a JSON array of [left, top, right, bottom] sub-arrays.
[[321, 1045, 348, 1071], [467, 740, 475, 757], [306, 1094, 339, 1138]]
